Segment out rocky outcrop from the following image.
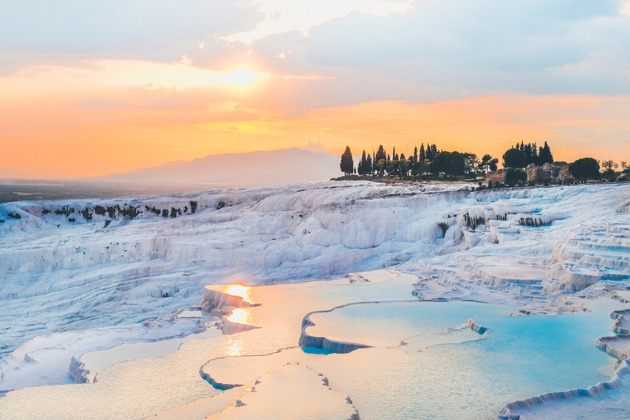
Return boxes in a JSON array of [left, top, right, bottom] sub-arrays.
[[299, 315, 371, 354], [200, 287, 260, 335], [525, 164, 544, 183], [486, 169, 507, 184], [69, 356, 91, 384], [467, 319, 490, 335], [596, 336, 630, 359], [543, 162, 571, 181], [200, 288, 257, 314], [525, 162, 571, 183], [489, 162, 572, 185], [595, 309, 630, 359], [612, 309, 630, 335]]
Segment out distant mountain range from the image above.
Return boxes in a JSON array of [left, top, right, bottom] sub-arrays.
[[0, 146, 342, 203], [93, 146, 341, 188], [0, 168, 31, 179]]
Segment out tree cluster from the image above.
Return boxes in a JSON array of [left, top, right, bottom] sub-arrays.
[[357, 150, 373, 175], [429, 151, 465, 176], [480, 154, 499, 172], [504, 168, 527, 186], [569, 158, 599, 180], [340, 140, 568, 182], [341, 143, 493, 179], [422, 143, 440, 161], [503, 141, 553, 168]]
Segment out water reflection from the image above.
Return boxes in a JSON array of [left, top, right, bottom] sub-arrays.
[[224, 284, 253, 303], [227, 307, 254, 325], [224, 334, 245, 357]]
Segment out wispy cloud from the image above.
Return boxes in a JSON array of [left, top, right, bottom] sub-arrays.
[[0, 0, 262, 73], [222, 0, 414, 43]]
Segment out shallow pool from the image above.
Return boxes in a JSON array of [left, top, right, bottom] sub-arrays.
[[306, 301, 617, 419]]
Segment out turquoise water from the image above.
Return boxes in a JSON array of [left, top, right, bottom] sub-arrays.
[[307, 301, 617, 419], [301, 346, 334, 355]]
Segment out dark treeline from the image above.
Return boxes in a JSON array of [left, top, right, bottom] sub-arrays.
[[341, 143, 497, 179], [341, 140, 628, 184], [502, 141, 553, 168]]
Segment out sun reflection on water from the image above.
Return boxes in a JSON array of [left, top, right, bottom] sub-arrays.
[[224, 284, 253, 303], [227, 307, 254, 325], [224, 335, 245, 357]]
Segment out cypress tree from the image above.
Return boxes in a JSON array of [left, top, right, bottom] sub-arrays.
[[360, 150, 367, 175], [340, 146, 354, 175], [419, 143, 426, 161], [376, 145, 386, 163], [428, 144, 438, 160], [399, 153, 407, 178], [523, 143, 532, 165], [539, 141, 553, 164]]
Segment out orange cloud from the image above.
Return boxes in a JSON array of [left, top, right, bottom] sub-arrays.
[[203, 96, 630, 164], [1, 84, 629, 178]]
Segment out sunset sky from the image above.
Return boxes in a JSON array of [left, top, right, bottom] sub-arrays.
[[1, 0, 629, 178]]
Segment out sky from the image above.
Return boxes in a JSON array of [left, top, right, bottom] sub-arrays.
[[1, 0, 629, 178]]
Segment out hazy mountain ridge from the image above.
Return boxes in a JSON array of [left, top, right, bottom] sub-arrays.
[[0, 168, 32, 179], [0, 146, 341, 203], [96, 147, 341, 188]]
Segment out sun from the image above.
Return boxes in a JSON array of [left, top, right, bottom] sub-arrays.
[[217, 69, 266, 86]]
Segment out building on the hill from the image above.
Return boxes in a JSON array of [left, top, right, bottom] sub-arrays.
[[486, 169, 507, 184], [525, 162, 571, 183], [486, 162, 572, 185]]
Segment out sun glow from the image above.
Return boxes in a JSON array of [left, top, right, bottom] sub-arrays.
[[224, 284, 253, 303], [217, 69, 266, 86]]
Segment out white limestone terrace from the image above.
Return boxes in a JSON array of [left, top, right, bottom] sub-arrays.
[[1, 181, 474, 373], [0, 271, 417, 419], [613, 309, 630, 335], [0, 268, 625, 419], [0, 180, 629, 398], [596, 309, 630, 360], [407, 184, 630, 313]]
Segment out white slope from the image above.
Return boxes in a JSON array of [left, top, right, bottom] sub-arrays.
[[94, 147, 341, 188], [0, 181, 629, 393]]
